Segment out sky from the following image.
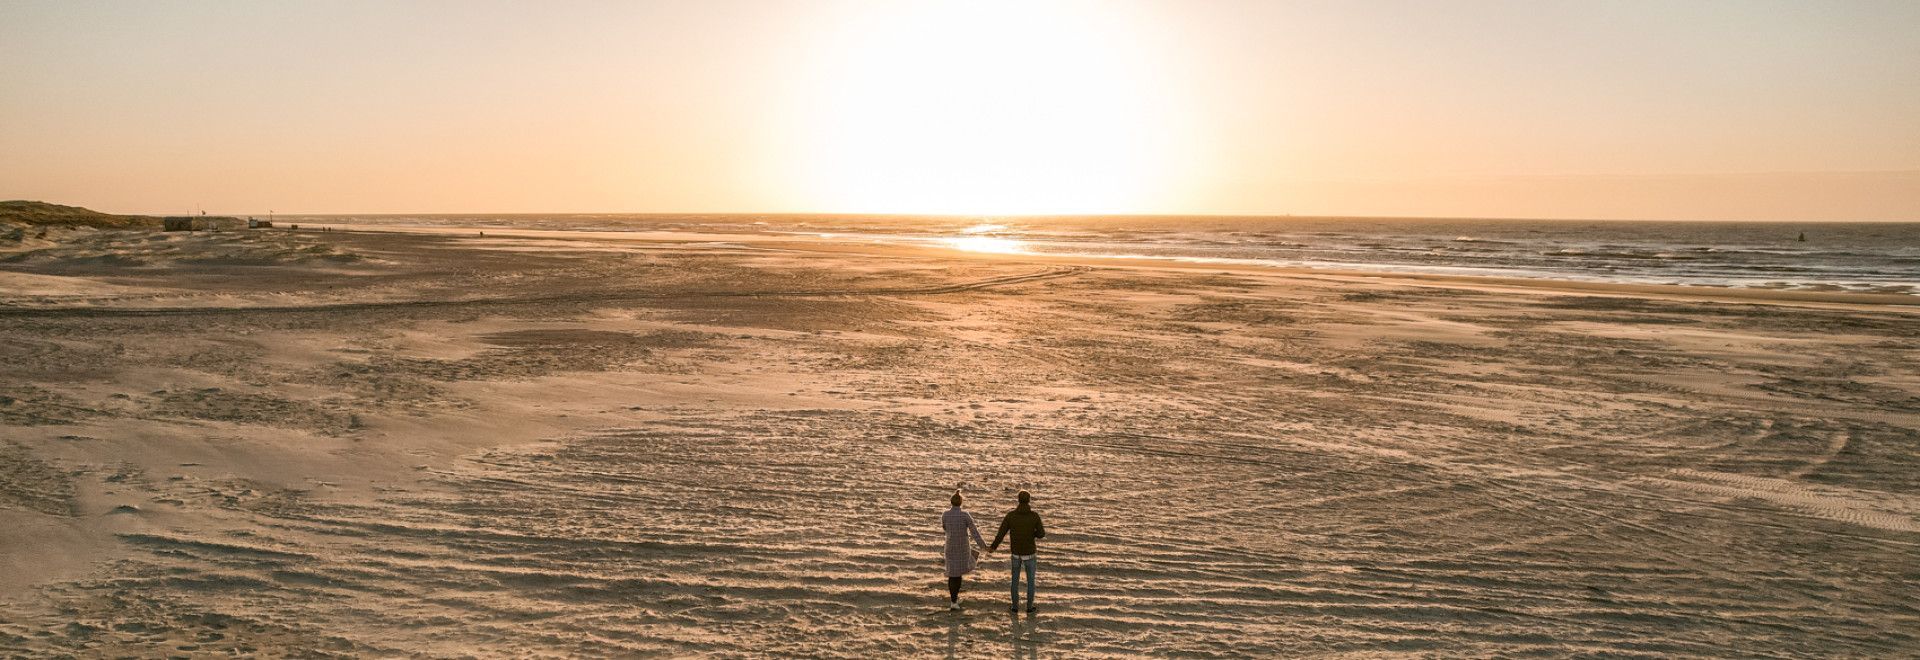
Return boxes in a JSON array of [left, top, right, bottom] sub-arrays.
[[2, 0, 1916, 220]]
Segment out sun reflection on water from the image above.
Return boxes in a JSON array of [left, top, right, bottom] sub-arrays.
[[939, 235, 1026, 254]]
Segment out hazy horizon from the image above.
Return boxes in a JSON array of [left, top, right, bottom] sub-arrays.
[[249, 204, 1920, 224], [4, 0, 1918, 221]]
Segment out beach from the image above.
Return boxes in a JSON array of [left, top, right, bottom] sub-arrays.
[[2, 222, 1917, 657]]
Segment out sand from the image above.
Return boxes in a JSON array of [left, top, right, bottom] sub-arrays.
[[1, 224, 1916, 657]]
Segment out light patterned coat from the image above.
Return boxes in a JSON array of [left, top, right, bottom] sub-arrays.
[[942, 507, 987, 577]]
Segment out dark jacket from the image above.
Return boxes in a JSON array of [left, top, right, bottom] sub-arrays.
[[990, 503, 1046, 555]]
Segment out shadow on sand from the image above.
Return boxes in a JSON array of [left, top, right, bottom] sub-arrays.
[[943, 610, 1042, 660]]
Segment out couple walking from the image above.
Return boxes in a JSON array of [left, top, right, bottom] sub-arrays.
[[942, 489, 1045, 613]]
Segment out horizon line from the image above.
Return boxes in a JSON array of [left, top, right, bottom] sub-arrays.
[[193, 210, 1920, 224]]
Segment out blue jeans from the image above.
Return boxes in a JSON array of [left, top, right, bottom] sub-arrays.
[[1009, 555, 1036, 609]]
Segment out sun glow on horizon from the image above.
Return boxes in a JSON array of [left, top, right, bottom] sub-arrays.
[[7, 3, 1916, 220], [786, 1, 1197, 216]]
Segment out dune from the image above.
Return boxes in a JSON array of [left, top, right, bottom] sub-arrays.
[[0, 201, 162, 230]]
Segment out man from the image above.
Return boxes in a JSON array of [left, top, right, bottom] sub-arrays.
[[989, 490, 1046, 613]]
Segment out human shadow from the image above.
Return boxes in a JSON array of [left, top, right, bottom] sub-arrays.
[[1007, 610, 1040, 660], [939, 608, 1041, 659], [946, 613, 963, 660]]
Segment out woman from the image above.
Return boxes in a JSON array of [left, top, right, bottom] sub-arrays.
[[942, 490, 990, 611]]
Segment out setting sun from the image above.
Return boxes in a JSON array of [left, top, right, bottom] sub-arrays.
[[786, 0, 1194, 215]]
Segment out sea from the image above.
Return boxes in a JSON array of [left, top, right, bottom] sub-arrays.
[[301, 214, 1920, 296]]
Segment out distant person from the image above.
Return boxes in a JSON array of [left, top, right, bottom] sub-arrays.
[[990, 490, 1046, 613], [942, 490, 989, 611]]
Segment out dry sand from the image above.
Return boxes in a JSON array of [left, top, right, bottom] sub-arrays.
[[1, 225, 1916, 657]]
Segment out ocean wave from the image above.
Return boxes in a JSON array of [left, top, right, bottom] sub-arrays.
[[305, 214, 1920, 295]]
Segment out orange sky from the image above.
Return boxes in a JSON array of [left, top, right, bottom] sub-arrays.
[[2, 0, 1916, 220]]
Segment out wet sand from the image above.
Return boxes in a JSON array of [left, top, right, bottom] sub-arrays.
[[2, 225, 1917, 657]]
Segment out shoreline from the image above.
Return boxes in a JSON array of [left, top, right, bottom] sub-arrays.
[[299, 221, 1920, 310]]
